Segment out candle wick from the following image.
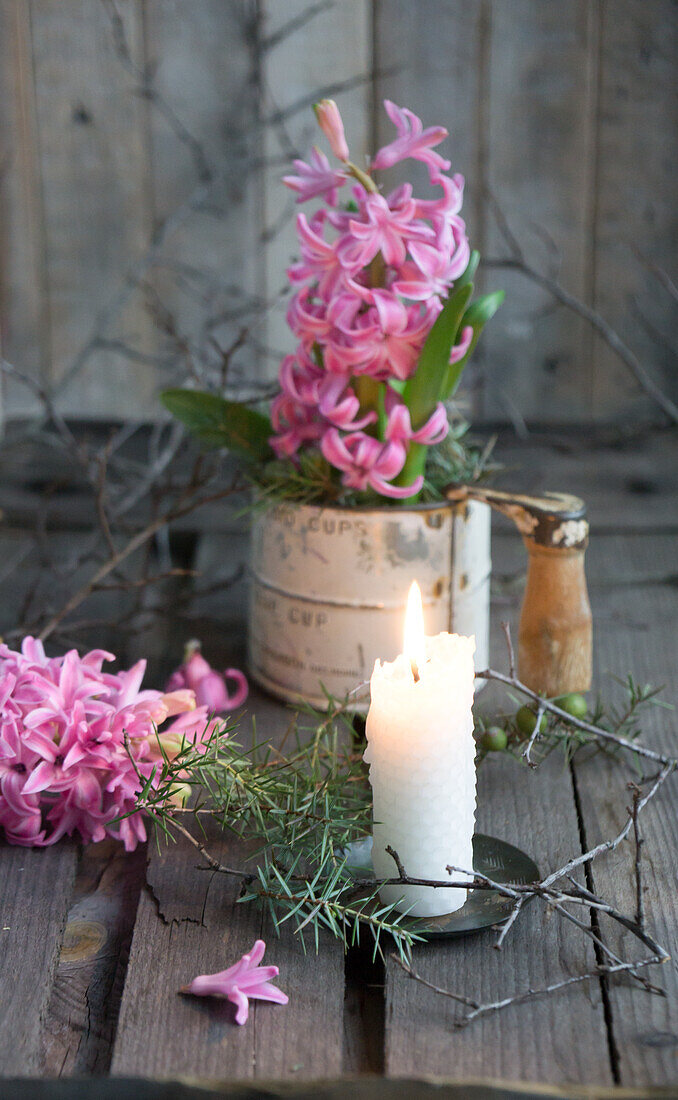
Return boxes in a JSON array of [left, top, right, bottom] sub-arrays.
[[410, 659, 420, 683]]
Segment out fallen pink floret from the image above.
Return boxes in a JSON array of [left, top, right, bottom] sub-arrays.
[[166, 642, 248, 712], [181, 940, 288, 1026]]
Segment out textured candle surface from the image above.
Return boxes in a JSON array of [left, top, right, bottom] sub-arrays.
[[364, 633, 477, 917]]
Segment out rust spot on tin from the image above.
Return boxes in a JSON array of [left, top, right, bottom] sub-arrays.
[[425, 511, 444, 529], [464, 504, 471, 521], [459, 572, 469, 590], [432, 578, 445, 598], [61, 920, 107, 964]]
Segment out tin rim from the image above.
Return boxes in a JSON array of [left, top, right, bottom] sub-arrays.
[[251, 494, 482, 518]]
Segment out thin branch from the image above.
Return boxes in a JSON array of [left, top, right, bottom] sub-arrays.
[[501, 620, 516, 679], [169, 818, 254, 883], [540, 764, 674, 892], [394, 954, 666, 1030], [37, 477, 241, 643], [482, 191, 678, 425], [260, 2, 334, 52], [476, 665, 678, 768], [522, 700, 547, 768], [630, 784, 645, 930]]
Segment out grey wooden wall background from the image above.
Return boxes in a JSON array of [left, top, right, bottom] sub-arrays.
[[1, 0, 676, 426]]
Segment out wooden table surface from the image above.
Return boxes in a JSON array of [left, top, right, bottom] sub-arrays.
[[1, 428, 678, 1098]]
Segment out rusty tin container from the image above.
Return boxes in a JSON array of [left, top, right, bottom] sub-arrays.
[[247, 499, 491, 709]]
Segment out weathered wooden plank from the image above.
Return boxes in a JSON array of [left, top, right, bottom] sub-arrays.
[[41, 839, 147, 1076], [259, 0, 372, 380], [0, 0, 48, 418], [383, 540, 613, 1084], [482, 0, 599, 424], [1, 427, 677, 539], [142, 0, 262, 388], [111, 686, 345, 1079], [0, 843, 78, 1075], [4, 1074, 677, 1100], [28, 0, 155, 418], [490, 428, 678, 534], [573, 533, 678, 1086], [591, 1, 678, 420], [373, 0, 484, 231], [384, 759, 613, 1082]]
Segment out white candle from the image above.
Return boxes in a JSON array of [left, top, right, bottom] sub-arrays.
[[363, 581, 477, 917]]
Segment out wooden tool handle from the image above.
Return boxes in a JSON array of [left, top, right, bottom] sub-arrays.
[[446, 484, 592, 696]]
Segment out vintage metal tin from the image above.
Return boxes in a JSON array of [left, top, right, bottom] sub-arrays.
[[247, 499, 491, 710]]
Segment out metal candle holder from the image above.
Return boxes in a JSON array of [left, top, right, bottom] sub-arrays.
[[344, 833, 539, 939]]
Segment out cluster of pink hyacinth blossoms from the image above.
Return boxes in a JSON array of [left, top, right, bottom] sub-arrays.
[[0, 637, 226, 849], [272, 98, 473, 498]]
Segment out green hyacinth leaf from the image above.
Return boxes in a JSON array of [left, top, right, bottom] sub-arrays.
[[442, 289, 505, 400], [161, 389, 273, 461], [403, 282, 473, 429]]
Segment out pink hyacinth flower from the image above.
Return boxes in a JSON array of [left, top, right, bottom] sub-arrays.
[[321, 428, 423, 499], [338, 191, 432, 270], [448, 323, 474, 366], [181, 939, 288, 1026], [358, 290, 440, 381], [283, 147, 346, 205], [394, 218, 470, 301], [166, 642, 248, 713], [313, 98, 349, 162], [286, 212, 346, 301], [371, 99, 451, 178], [317, 375, 377, 431], [270, 393, 325, 458], [286, 286, 331, 345], [278, 353, 375, 432], [413, 172, 465, 223], [385, 396, 449, 446]]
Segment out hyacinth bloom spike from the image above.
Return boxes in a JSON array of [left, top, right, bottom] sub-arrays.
[[181, 940, 288, 1026], [267, 97, 495, 500]]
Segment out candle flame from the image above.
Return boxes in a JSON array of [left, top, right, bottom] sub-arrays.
[[404, 581, 427, 680]]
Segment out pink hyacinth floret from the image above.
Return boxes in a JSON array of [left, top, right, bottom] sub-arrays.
[[181, 939, 288, 1026], [0, 637, 223, 850], [321, 429, 423, 499], [271, 99, 475, 498], [283, 147, 346, 206]]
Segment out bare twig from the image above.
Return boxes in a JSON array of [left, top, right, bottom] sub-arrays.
[[394, 953, 666, 1030], [260, 2, 334, 53], [169, 817, 254, 884], [476, 665, 678, 768], [501, 620, 516, 678], [37, 476, 241, 643], [522, 700, 547, 768], [483, 192, 678, 425], [630, 784, 645, 930]]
